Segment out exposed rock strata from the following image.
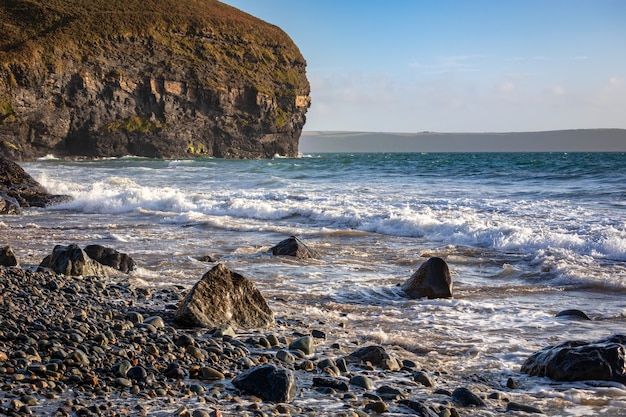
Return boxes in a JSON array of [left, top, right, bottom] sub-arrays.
[[0, 0, 310, 160]]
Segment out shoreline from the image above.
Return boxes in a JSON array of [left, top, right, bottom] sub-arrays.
[[0, 266, 552, 417]]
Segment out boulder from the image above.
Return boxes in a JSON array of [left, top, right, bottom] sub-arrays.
[[555, 309, 591, 320], [402, 257, 452, 299], [521, 334, 626, 383], [270, 236, 319, 259], [84, 244, 136, 273], [345, 345, 401, 371], [39, 244, 108, 277], [0, 193, 20, 214], [0, 246, 19, 267], [232, 364, 296, 402], [0, 156, 70, 209], [174, 263, 274, 329]]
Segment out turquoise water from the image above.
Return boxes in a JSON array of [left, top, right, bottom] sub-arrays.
[[3, 151, 626, 415]]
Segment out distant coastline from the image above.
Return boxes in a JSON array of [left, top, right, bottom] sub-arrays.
[[299, 128, 626, 153]]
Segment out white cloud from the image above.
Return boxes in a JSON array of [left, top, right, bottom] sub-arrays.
[[409, 55, 482, 74]]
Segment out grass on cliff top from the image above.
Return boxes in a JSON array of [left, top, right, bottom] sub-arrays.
[[0, 0, 302, 64]]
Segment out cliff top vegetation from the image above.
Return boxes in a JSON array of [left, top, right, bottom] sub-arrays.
[[0, 0, 307, 92]]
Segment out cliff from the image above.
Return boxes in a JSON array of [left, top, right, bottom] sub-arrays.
[[0, 0, 310, 160]]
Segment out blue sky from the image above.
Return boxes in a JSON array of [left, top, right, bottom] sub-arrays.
[[221, 1, 626, 133]]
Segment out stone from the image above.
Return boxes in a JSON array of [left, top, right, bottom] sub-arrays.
[[451, 387, 485, 407], [349, 375, 373, 390], [289, 336, 314, 355], [0, 192, 20, 214], [83, 245, 136, 273], [0, 246, 19, 267], [270, 236, 319, 259], [0, 156, 70, 207], [312, 377, 349, 392], [402, 257, 453, 299], [506, 402, 545, 414], [174, 263, 274, 329], [398, 400, 440, 417], [345, 345, 401, 371], [413, 370, 434, 387], [40, 244, 108, 277], [555, 309, 591, 320], [212, 324, 236, 338], [232, 364, 296, 402], [521, 334, 626, 383]]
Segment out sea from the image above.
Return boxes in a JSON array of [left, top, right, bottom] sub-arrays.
[[2, 151, 626, 415]]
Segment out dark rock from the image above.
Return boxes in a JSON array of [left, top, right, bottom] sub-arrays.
[[451, 387, 485, 407], [555, 309, 591, 320], [0, 192, 20, 214], [270, 236, 319, 259], [413, 370, 434, 387], [0, 156, 70, 209], [345, 345, 401, 371], [174, 263, 274, 329], [84, 245, 136, 273], [232, 364, 296, 402], [40, 244, 108, 277], [506, 377, 519, 389], [0, 2, 309, 161], [402, 257, 453, 299], [521, 334, 626, 383], [398, 400, 439, 417], [0, 246, 19, 267], [289, 335, 314, 355], [506, 402, 545, 414], [312, 377, 349, 392]]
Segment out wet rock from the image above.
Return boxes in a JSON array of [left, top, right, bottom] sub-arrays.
[[451, 387, 485, 407], [398, 400, 439, 417], [232, 364, 296, 402], [0, 192, 20, 214], [289, 335, 314, 355], [414, 370, 434, 387], [0, 155, 70, 208], [0, 246, 19, 267], [40, 244, 108, 277], [402, 257, 453, 299], [555, 309, 591, 320], [507, 402, 545, 414], [270, 236, 319, 259], [312, 376, 349, 392], [345, 345, 401, 371], [174, 263, 274, 329], [521, 334, 626, 383], [349, 375, 373, 390], [83, 245, 136, 273]]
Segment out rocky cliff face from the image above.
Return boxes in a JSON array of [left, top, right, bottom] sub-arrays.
[[0, 0, 310, 160]]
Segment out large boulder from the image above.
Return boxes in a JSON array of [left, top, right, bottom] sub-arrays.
[[0, 156, 70, 210], [401, 257, 452, 299], [270, 235, 319, 259], [521, 334, 626, 383], [0, 246, 19, 267], [174, 263, 274, 329], [232, 364, 296, 403], [84, 244, 136, 274], [39, 244, 108, 277]]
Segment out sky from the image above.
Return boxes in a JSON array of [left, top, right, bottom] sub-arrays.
[[220, 0, 626, 134]]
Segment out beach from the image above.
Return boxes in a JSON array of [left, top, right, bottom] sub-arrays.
[[1, 152, 625, 415]]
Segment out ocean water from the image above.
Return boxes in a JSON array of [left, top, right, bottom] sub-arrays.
[[3, 151, 626, 415]]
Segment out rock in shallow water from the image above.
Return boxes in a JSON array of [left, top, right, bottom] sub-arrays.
[[521, 334, 626, 383], [402, 257, 452, 299]]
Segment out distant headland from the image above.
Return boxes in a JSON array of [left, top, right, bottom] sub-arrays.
[[299, 129, 626, 153]]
